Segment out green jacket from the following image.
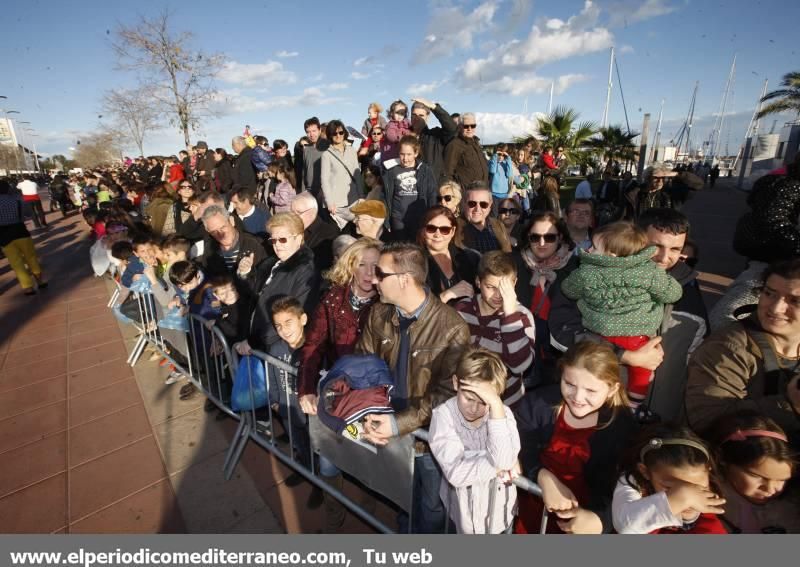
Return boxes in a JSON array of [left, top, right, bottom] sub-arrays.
[[561, 246, 683, 336]]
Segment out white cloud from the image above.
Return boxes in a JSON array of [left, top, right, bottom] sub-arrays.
[[218, 60, 297, 87], [619, 44, 635, 54], [472, 112, 547, 144], [211, 87, 346, 115], [407, 78, 449, 95], [412, 1, 499, 65], [606, 0, 677, 27], [275, 50, 299, 58], [455, 1, 611, 96], [327, 83, 349, 91], [354, 56, 373, 67], [351, 71, 371, 80]]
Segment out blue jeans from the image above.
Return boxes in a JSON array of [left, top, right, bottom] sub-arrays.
[[397, 452, 446, 534]]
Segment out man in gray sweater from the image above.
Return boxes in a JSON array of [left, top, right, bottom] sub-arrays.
[[301, 116, 330, 199]]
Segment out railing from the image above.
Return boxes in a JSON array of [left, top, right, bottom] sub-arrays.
[[110, 290, 546, 534]]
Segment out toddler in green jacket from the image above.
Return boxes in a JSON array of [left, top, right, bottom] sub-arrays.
[[561, 222, 682, 407]]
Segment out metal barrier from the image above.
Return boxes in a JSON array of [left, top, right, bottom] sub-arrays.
[[110, 297, 548, 535]]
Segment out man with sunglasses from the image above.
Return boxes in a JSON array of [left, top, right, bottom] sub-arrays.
[[356, 242, 469, 532], [443, 112, 489, 189], [409, 97, 458, 183], [458, 182, 512, 254]]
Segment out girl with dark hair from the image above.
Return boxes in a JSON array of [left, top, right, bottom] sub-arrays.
[[709, 411, 799, 533], [416, 205, 480, 305], [272, 139, 294, 171], [613, 424, 727, 534], [384, 135, 437, 240], [381, 99, 412, 168]]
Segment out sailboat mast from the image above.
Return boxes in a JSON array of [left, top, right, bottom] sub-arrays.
[[650, 99, 665, 163], [548, 81, 554, 115], [601, 47, 614, 128], [710, 54, 737, 163]]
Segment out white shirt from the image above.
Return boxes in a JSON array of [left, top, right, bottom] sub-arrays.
[[17, 180, 39, 197], [574, 180, 593, 199]]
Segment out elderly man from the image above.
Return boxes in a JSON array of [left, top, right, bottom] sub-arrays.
[[356, 242, 469, 532], [200, 204, 267, 278], [457, 182, 511, 254], [193, 141, 216, 192], [443, 112, 488, 188], [232, 136, 258, 192], [686, 259, 800, 441], [290, 191, 339, 271], [351, 199, 388, 241], [409, 97, 458, 183]]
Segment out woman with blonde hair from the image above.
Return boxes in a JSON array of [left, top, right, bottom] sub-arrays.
[[297, 237, 382, 413], [436, 180, 462, 216]]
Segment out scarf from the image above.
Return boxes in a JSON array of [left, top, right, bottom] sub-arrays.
[[520, 244, 572, 289]]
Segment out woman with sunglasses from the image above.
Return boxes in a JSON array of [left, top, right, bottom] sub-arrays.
[[417, 205, 480, 305], [437, 180, 462, 215], [381, 100, 412, 168], [172, 181, 196, 236], [514, 211, 576, 383], [497, 197, 523, 248], [320, 119, 364, 229], [358, 126, 384, 169]]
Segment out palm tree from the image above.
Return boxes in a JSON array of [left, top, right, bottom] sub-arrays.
[[588, 125, 639, 165], [757, 71, 800, 119], [535, 106, 596, 172]]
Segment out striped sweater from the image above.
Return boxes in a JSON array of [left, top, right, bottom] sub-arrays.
[[454, 296, 536, 407]]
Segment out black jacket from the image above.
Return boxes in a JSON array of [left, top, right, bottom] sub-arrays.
[[200, 229, 268, 280], [382, 160, 438, 235], [425, 245, 480, 302], [304, 215, 340, 272], [194, 151, 216, 192], [214, 159, 234, 194], [233, 147, 258, 192], [515, 385, 638, 533], [216, 301, 251, 345], [245, 246, 320, 350], [418, 104, 458, 183]]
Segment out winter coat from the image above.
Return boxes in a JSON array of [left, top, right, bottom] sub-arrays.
[[145, 197, 176, 237], [297, 284, 377, 397], [515, 385, 638, 533], [245, 246, 320, 350], [488, 154, 513, 198], [214, 159, 234, 194], [194, 151, 216, 192], [270, 181, 296, 213], [685, 315, 800, 438], [302, 140, 330, 196], [200, 229, 268, 280], [382, 160, 437, 234], [424, 245, 480, 301], [733, 174, 800, 263], [232, 147, 258, 192], [429, 397, 520, 534], [418, 104, 458, 183], [381, 119, 412, 164], [561, 247, 683, 337], [304, 215, 340, 273], [251, 145, 274, 173], [356, 295, 470, 436], [444, 135, 489, 188], [320, 145, 363, 207], [168, 163, 185, 184], [459, 218, 512, 255]]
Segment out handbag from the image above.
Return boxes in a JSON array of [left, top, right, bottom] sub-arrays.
[[231, 355, 269, 412]]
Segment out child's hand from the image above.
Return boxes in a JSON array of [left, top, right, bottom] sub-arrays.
[[233, 340, 253, 356], [360, 414, 394, 446], [538, 468, 579, 512], [554, 507, 603, 534], [237, 252, 255, 276], [168, 297, 180, 310], [666, 482, 726, 517], [203, 319, 215, 330], [458, 379, 504, 419], [498, 276, 518, 316], [299, 394, 319, 415], [441, 280, 474, 303]]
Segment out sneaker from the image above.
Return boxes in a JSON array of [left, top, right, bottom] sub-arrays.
[[164, 371, 182, 385]]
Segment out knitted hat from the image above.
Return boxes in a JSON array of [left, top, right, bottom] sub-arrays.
[[350, 199, 387, 219]]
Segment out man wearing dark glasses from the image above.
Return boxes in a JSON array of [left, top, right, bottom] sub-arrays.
[[443, 112, 489, 189], [356, 242, 469, 532], [458, 182, 512, 254]]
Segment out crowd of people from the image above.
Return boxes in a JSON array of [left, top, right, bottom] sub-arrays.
[[1, 98, 799, 536]]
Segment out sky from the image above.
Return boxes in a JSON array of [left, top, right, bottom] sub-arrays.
[[2, 0, 798, 159]]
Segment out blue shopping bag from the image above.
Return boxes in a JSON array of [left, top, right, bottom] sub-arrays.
[[231, 355, 268, 412]]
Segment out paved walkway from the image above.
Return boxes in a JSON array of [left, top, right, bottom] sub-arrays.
[[0, 179, 749, 533]]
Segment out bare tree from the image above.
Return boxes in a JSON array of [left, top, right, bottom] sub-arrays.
[[101, 87, 160, 157], [73, 131, 123, 169], [112, 10, 226, 148]]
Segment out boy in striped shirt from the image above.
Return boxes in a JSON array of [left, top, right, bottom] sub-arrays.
[[455, 251, 536, 408]]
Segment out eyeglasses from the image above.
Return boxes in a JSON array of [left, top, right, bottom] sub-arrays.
[[268, 235, 298, 245], [333, 130, 346, 137], [462, 124, 477, 130], [437, 195, 453, 203], [467, 200, 490, 209], [374, 266, 406, 281], [498, 208, 520, 216], [529, 232, 559, 244], [424, 224, 454, 236]]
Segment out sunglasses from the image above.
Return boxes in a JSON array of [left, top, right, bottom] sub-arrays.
[[498, 208, 520, 215], [529, 232, 559, 244], [467, 200, 490, 209], [374, 266, 405, 281], [371, 131, 382, 135], [333, 130, 346, 137], [268, 235, 298, 245], [424, 224, 454, 236], [462, 124, 477, 130], [179, 184, 193, 189], [437, 195, 453, 203]]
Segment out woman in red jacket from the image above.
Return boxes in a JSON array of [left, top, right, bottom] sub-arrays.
[[297, 238, 382, 414]]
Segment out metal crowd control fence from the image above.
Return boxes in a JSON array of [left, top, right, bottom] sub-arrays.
[[111, 299, 547, 534]]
